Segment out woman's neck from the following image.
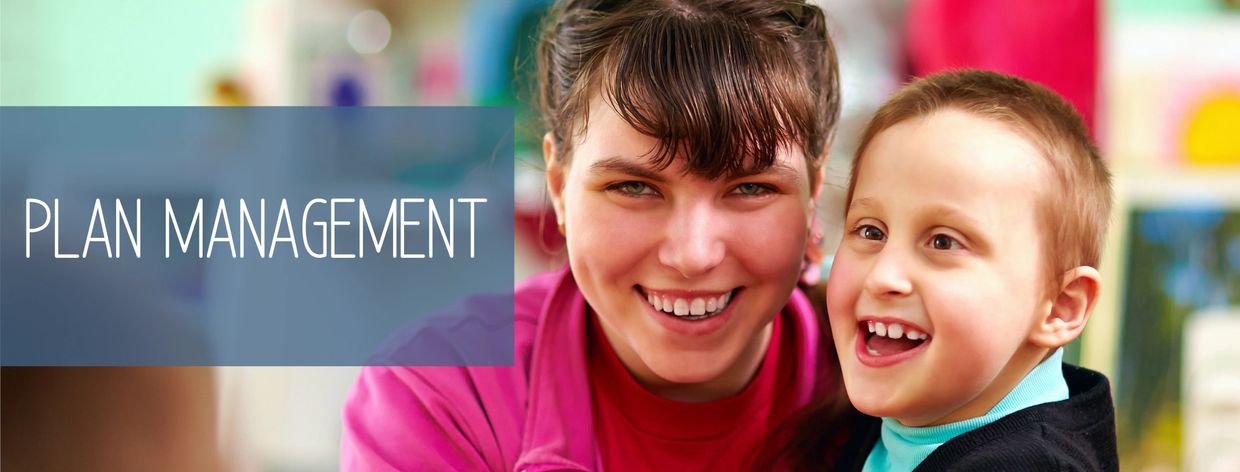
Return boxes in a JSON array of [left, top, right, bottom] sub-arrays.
[[597, 315, 775, 403]]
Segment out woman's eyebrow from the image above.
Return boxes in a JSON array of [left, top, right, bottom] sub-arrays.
[[729, 163, 801, 183], [588, 157, 667, 182]]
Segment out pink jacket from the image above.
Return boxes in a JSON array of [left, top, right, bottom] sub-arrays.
[[341, 267, 825, 471]]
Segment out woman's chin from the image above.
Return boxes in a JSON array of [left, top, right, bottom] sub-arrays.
[[646, 355, 729, 385]]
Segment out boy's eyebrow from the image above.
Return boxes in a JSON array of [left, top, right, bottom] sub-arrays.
[[588, 157, 667, 182], [924, 204, 982, 228], [848, 197, 881, 213]]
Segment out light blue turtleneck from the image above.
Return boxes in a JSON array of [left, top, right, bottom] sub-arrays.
[[861, 348, 1069, 472]]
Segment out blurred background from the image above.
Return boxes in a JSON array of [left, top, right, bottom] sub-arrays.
[[2, 0, 1239, 470]]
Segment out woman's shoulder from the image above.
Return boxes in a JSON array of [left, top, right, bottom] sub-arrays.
[[353, 267, 569, 388], [341, 269, 574, 470], [514, 267, 565, 325]]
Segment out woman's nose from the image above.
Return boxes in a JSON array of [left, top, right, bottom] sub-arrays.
[[657, 202, 726, 279]]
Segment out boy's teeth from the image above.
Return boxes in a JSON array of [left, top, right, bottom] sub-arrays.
[[864, 320, 931, 340], [887, 324, 904, 339], [706, 298, 717, 312]]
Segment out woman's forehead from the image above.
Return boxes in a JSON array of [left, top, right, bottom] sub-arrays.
[[574, 98, 809, 182]]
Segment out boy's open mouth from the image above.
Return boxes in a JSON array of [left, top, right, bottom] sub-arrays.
[[860, 320, 930, 356]]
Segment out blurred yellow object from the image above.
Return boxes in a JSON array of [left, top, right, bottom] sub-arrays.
[[1184, 91, 1240, 167], [211, 77, 251, 106]]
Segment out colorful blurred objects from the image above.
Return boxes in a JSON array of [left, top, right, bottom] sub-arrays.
[[331, 74, 365, 106], [1183, 90, 1240, 167], [904, 0, 1098, 134], [210, 76, 251, 106], [1119, 209, 1240, 470], [3, 0, 1240, 471]]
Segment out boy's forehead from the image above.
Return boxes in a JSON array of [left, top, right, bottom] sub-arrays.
[[867, 111, 1049, 190], [854, 111, 1051, 230]]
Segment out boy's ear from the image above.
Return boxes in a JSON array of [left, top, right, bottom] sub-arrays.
[[1030, 266, 1102, 349], [543, 133, 567, 227]]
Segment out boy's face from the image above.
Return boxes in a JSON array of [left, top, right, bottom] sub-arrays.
[[826, 109, 1053, 426]]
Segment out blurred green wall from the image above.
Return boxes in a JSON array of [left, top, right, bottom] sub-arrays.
[[1, 0, 244, 105], [1112, 0, 1230, 17]]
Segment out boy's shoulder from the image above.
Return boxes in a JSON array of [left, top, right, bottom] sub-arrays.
[[916, 364, 1119, 471]]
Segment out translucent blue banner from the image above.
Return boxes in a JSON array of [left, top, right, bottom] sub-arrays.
[[1, 107, 515, 366]]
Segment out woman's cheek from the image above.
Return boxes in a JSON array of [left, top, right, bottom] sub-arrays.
[[731, 204, 808, 275], [569, 199, 651, 266]]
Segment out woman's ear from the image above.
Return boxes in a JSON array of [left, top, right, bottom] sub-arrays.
[[1029, 266, 1102, 349], [807, 160, 826, 222], [543, 133, 567, 228], [811, 157, 827, 201]]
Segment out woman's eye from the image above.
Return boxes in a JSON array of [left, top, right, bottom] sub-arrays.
[[857, 224, 885, 241], [732, 183, 772, 196], [929, 234, 961, 250], [609, 181, 656, 196]]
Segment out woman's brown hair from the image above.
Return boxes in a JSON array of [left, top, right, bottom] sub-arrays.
[[536, 0, 840, 186]]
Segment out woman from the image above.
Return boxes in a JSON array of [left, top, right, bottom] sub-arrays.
[[342, 1, 854, 469]]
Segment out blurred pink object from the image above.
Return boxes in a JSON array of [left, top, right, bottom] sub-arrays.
[[905, 0, 1098, 135]]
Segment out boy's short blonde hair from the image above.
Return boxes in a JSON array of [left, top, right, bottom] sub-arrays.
[[846, 69, 1113, 296]]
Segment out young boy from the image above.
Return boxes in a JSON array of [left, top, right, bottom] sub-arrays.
[[825, 69, 1119, 471]]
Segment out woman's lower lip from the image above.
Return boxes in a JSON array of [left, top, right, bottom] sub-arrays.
[[638, 290, 736, 337], [853, 326, 931, 368]]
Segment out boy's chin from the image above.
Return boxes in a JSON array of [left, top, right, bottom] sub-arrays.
[[841, 378, 892, 416], [843, 379, 926, 423]]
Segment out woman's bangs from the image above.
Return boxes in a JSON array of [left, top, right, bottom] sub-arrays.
[[602, 12, 816, 179]]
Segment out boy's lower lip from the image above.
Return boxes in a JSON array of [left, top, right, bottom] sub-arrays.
[[636, 288, 738, 338], [853, 325, 931, 368]]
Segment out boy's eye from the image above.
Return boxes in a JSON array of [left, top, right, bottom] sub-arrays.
[[857, 224, 886, 241], [731, 182, 773, 196], [609, 181, 656, 196], [929, 234, 961, 250]]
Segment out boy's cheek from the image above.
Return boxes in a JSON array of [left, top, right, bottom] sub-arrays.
[[825, 254, 863, 309]]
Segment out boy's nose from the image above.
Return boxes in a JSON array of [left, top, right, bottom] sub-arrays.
[[863, 248, 913, 299], [657, 203, 725, 279]]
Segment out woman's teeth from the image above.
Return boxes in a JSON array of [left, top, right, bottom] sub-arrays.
[[866, 320, 928, 341], [646, 292, 731, 316]]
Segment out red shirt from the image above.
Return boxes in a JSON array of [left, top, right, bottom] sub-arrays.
[[588, 311, 800, 471]]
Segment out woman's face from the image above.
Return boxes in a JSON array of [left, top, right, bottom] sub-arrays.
[[545, 98, 817, 399]]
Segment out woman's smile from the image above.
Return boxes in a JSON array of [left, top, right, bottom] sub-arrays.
[[637, 285, 740, 319]]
